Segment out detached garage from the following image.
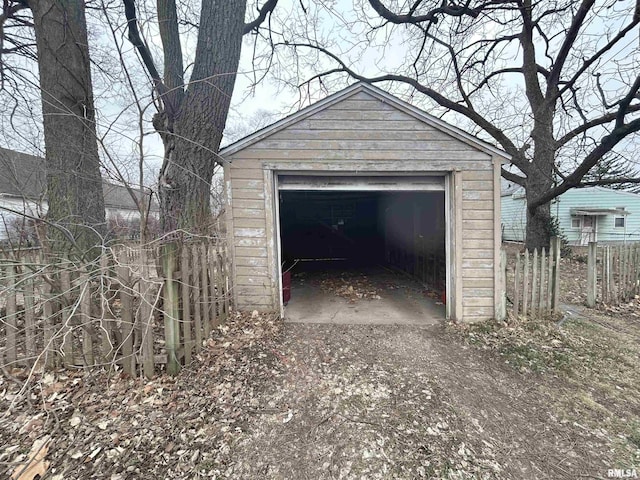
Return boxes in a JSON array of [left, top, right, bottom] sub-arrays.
[[221, 82, 509, 322]]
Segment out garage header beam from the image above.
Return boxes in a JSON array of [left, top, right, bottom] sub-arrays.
[[278, 175, 445, 191]]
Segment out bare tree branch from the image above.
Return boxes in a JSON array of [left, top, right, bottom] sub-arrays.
[[366, 0, 479, 25], [244, 0, 279, 34], [530, 116, 640, 209], [122, 0, 172, 115], [555, 104, 640, 147], [545, 0, 594, 94]]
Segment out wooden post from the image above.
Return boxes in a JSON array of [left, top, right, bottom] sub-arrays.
[[602, 246, 608, 304], [80, 271, 94, 367], [181, 244, 193, 365], [215, 245, 225, 323], [4, 263, 17, 365], [117, 264, 135, 376], [611, 247, 619, 305], [631, 245, 636, 297], [499, 248, 507, 321], [162, 242, 181, 376], [200, 243, 210, 339], [60, 266, 74, 367], [586, 241, 597, 308], [513, 252, 521, 315], [550, 236, 561, 312], [546, 247, 553, 312], [222, 243, 231, 318], [627, 245, 634, 299], [138, 248, 155, 379], [621, 245, 628, 301], [607, 246, 615, 305], [539, 248, 546, 313], [23, 261, 36, 363], [40, 252, 56, 369], [531, 248, 538, 315], [208, 243, 218, 328], [522, 249, 530, 317], [191, 244, 203, 352], [100, 253, 115, 365]]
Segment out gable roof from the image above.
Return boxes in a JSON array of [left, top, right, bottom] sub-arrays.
[[220, 82, 510, 160], [0, 147, 159, 212]]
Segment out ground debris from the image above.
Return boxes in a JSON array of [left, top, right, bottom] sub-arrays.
[[2, 309, 636, 479], [315, 271, 382, 301]]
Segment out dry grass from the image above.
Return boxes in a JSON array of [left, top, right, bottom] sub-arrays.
[[449, 311, 640, 467]]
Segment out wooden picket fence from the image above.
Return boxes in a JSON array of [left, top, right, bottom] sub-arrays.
[[0, 239, 231, 377], [586, 242, 640, 307], [504, 237, 562, 318]]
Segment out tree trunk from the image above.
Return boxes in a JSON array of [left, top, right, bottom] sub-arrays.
[[29, 0, 106, 259], [158, 0, 246, 233], [525, 149, 556, 250], [525, 190, 553, 250]]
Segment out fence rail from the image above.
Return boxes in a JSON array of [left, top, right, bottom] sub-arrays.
[[0, 239, 231, 377]]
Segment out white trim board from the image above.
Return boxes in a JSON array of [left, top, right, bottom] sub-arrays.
[[277, 175, 445, 191]]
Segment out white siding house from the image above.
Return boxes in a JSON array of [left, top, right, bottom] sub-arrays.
[[0, 147, 158, 241], [502, 186, 640, 245]]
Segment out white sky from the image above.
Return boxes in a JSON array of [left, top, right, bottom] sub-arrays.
[[1, 0, 638, 189]]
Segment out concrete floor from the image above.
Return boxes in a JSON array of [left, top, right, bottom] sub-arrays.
[[284, 267, 445, 325]]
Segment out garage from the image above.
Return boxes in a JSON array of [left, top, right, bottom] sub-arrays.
[[221, 82, 509, 323]]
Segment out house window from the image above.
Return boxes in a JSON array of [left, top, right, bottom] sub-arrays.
[[615, 217, 625, 228], [571, 217, 581, 228]]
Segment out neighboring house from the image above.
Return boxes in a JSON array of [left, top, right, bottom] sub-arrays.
[[502, 185, 640, 245], [0, 147, 159, 241]]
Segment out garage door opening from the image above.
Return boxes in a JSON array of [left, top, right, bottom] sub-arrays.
[[277, 185, 447, 324]]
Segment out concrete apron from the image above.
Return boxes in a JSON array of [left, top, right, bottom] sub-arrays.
[[284, 270, 444, 325]]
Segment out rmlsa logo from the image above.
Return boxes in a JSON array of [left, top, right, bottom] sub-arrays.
[[608, 469, 638, 478]]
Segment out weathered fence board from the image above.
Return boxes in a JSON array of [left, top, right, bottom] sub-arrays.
[[506, 238, 561, 318], [587, 242, 640, 307], [0, 239, 230, 378]]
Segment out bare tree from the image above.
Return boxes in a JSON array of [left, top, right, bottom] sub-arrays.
[[2, 1, 106, 258], [122, 0, 278, 234], [270, 0, 640, 249]]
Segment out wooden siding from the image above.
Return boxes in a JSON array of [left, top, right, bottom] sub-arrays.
[[460, 169, 495, 319], [226, 89, 498, 319]]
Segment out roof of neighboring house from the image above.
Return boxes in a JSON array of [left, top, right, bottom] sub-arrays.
[[220, 81, 511, 161], [500, 178, 523, 197], [501, 184, 640, 200], [0, 147, 158, 212]]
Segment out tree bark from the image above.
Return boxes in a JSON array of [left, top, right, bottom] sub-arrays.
[[28, 0, 105, 258], [525, 133, 556, 250], [158, 0, 246, 233]]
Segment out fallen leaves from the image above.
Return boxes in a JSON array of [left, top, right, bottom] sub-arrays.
[[10, 436, 50, 480], [315, 272, 382, 301]]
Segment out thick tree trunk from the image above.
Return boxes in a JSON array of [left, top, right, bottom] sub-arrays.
[[158, 0, 246, 233], [525, 144, 556, 250], [29, 1, 106, 258], [525, 188, 553, 250]]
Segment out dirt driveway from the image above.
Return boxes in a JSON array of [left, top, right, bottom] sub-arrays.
[[2, 311, 638, 479]]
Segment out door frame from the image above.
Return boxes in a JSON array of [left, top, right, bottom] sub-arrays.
[[271, 171, 453, 320]]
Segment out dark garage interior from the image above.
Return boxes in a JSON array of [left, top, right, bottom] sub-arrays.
[[279, 190, 447, 324]]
